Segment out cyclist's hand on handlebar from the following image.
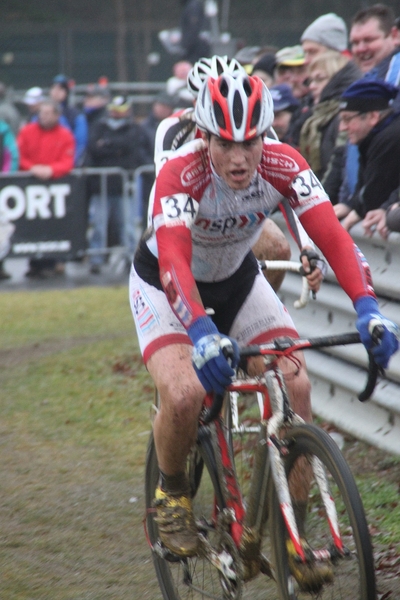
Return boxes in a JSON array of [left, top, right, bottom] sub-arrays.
[[355, 296, 399, 368], [299, 248, 326, 293], [188, 316, 240, 396]]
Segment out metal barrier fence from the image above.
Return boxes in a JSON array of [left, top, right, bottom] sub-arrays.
[[272, 211, 400, 457]]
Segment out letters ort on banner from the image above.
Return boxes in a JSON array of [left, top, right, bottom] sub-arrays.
[[0, 175, 87, 259]]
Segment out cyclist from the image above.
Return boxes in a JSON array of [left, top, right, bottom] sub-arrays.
[[130, 73, 398, 588], [151, 54, 323, 293]]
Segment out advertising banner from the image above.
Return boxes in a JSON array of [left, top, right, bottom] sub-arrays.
[[0, 174, 87, 259]]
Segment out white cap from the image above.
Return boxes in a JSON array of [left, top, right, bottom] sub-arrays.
[[23, 86, 45, 106]]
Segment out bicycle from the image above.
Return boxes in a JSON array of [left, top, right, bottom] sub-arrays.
[[144, 322, 382, 600]]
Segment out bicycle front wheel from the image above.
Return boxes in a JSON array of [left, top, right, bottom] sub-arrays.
[[145, 428, 242, 600], [269, 423, 376, 600]]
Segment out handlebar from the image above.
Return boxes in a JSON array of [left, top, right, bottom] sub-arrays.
[[202, 330, 385, 424], [259, 260, 310, 308]]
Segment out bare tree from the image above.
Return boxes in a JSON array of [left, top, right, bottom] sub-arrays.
[[115, 0, 128, 81]]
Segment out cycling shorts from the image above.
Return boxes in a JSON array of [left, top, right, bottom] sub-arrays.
[[129, 263, 298, 364]]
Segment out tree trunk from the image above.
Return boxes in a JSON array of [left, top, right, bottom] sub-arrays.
[[115, 0, 128, 82]]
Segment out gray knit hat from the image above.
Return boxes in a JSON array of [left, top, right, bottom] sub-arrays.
[[301, 13, 348, 52]]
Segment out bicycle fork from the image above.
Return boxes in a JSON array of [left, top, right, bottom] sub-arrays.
[[265, 370, 345, 563]]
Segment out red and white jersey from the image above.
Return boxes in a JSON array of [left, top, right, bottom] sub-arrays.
[[152, 107, 314, 250], [145, 137, 375, 328]]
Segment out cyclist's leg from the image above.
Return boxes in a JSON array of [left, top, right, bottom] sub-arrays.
[[129, 266, 205, 556], [251, 217, 291, 292], [147, 344, 205, 477]]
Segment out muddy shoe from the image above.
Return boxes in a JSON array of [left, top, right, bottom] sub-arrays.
[[287, 539, 333, 593], [154, 486, 199, 557]]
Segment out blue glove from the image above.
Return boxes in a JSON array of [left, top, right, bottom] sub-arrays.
[[188, 316, 240, 396], [355, 296, 399, 368]]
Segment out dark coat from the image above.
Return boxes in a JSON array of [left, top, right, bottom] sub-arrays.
[[86, 116, 146, 196], [352, 111, 400, 218]]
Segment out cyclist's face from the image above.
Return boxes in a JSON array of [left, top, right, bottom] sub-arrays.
[[206, 135, 263, 190]]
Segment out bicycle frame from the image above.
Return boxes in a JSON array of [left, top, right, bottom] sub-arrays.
[[198, 330, 378, 571]]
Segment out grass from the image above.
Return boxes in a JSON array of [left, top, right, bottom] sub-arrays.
[[0, 285, 399, 598], [0, 286, 162, 599]]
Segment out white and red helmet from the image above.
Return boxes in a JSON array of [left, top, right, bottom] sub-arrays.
[[194, 73, 274, 141], [187, 55, 245, 98]]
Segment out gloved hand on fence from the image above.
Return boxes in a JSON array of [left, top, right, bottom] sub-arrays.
[[355, 296, 399, 368], [188, 316, 240, 396]]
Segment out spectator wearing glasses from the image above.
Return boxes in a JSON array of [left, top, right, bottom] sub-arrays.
[[337, 79, 400, 233]]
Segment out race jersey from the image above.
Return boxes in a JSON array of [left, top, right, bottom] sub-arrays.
[[151, 107, 313, 250], [136, 136, 375, 329]]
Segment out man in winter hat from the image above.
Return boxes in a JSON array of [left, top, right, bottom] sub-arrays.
[[301, 13, 348, 64]]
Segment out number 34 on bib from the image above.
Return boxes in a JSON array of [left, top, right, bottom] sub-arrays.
[[160, 194, 199, 228]]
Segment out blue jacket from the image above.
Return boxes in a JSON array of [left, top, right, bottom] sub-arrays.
[[0, 120, 19, 172]]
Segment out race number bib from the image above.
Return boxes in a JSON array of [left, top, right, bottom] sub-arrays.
[[160, 194, 199, 228], [290, 169, 329, 215]]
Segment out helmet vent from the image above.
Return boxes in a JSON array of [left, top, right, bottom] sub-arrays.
[[219, 77, 229, 97], [213, 100, 226, 129], [243, 78, 252, 97], [250, 100, 261, 129], [233, 90, 244, 129]]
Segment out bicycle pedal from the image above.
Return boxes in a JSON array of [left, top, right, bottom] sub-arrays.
[[152, 540, 184, 562]]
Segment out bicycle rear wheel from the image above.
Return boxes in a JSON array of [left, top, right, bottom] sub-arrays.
[[145, 428, 242, 600], [269, 423, 376, 600]]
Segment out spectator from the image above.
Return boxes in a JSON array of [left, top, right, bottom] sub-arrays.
[[166, 61, 193, 103], [301, 13, 349, 65], [299, 51, 360, 180], [274, 46, 313, 147], [335, 4, 400, 220], [337, 80, 400, 232], [17, 99, 75, 278], [86, 95, 146, 274], [139, 92, 179, 226], [22, 86, 44, 124], [0, 119, 19, 280], [82, 83, 111, 134], [350, 4, 400, 78], [275, 46, 311, 101], [269, 83, 300, 145], [50, 74, 88, 165], [0, 82, 21, 135], [180, 0, 211, 64], [250, 52, 276, 87], [0, 119, 19, 173], [234, 46, 263, 73]]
